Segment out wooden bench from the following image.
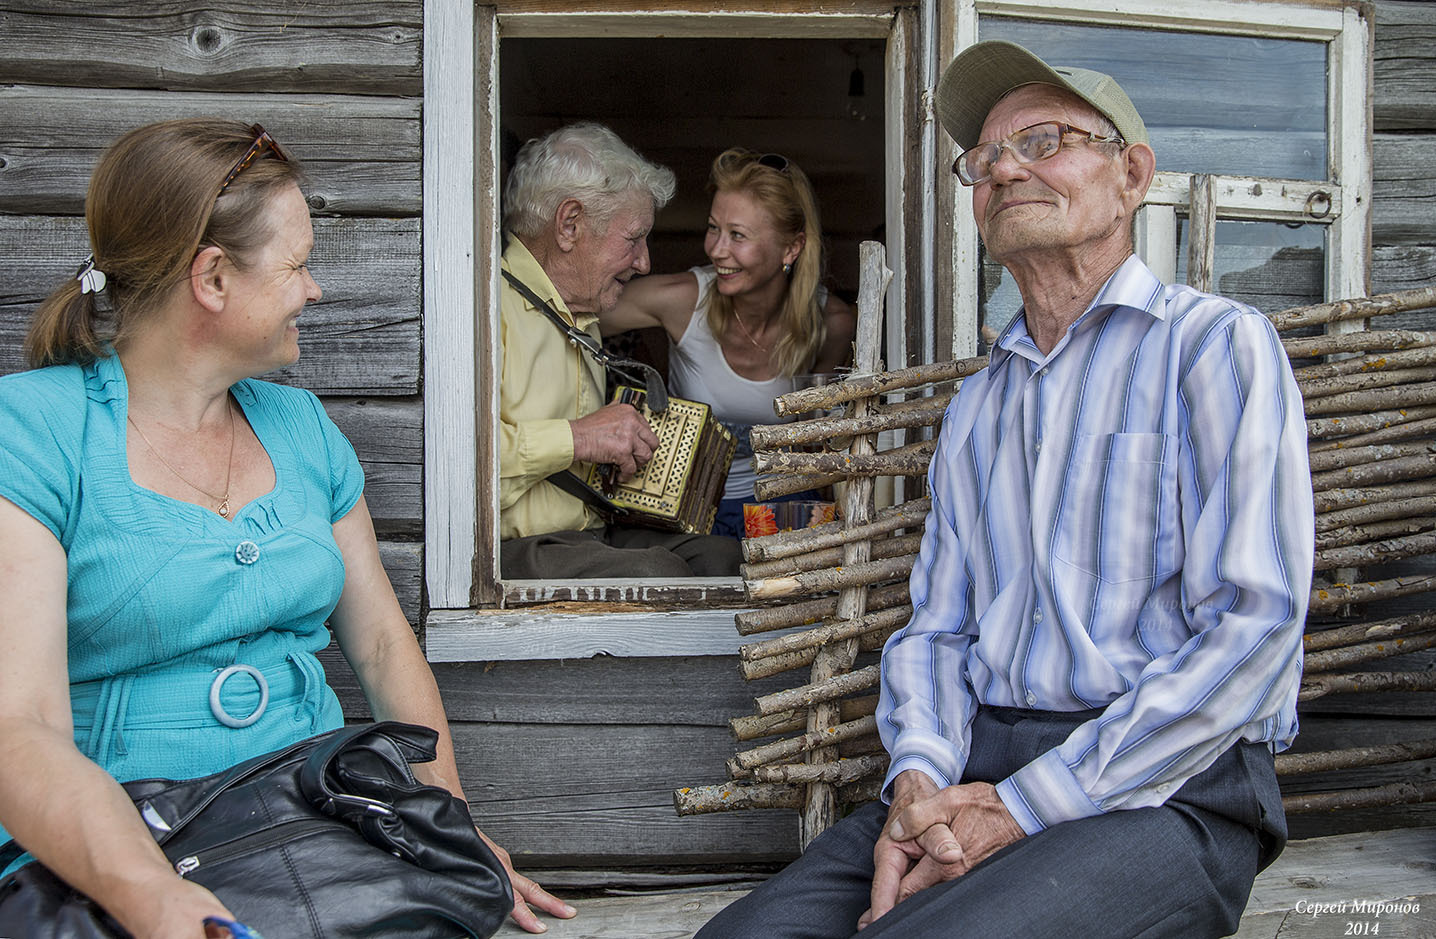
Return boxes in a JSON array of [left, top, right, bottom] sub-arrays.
[[496, 827, 1436, 938]]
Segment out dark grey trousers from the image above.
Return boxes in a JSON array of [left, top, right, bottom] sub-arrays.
[[696, 706, 1286, 939], [499, 524, 741, 578]]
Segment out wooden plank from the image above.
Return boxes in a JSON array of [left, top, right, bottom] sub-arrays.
[[494, 0, 897, 12], [0, 1, 421, 95], [498, 10, 894, 39], [0, 216, 419, 395], [0, 86, 419, 216], [322, 396, 421, 529], [500, 579, 746, 608], [1374, 0, 1436, 130], [492, 890, 744, 938], [1373, 134, 1436, 246]]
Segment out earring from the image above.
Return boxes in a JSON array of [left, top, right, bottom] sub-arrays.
[[783, 262, 792, 275]]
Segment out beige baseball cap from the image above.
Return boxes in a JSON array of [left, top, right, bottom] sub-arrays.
[[935, 40, 1149, 151]]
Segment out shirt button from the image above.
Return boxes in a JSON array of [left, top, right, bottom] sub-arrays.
[[1035, 440, 1043, 453], [1033, 608, 1044, 624], [235, 541, 261, 565], [1040, 367, 1050, 376], [1025, 692, 1038, 706]]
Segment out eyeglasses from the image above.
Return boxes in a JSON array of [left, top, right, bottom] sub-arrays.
[[953, 121, 1124, 186], [756, 152, 791, 174], [217, 124, 289, 196]]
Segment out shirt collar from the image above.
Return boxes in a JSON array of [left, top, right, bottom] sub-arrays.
[[500, 233, 599, 330], [991, 254, 1164, 366]]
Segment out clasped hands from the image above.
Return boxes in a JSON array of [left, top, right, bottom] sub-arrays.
[[858, 769, 1028, 930]]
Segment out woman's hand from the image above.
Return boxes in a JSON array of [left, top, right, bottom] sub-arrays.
[[113, 876, 236, 939], [476, 826, 577, 933]]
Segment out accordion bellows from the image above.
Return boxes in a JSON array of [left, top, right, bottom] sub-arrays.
[[583, 386, 736, 535]]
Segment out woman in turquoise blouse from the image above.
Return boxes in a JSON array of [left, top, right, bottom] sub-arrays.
[[0, 120, 573, 937]]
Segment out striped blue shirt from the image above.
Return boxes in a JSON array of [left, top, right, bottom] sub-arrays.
[[877, 255, 1313, 834]]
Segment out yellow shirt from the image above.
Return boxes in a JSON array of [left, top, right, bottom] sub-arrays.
[[498, 236, 607, 540]]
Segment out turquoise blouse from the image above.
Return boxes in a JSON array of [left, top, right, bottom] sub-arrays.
[[0, 353, 362, 860]]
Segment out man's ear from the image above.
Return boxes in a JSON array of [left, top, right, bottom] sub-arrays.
[[1121, 142, 1156, 211], [553, 198, 585, 252], [190, 246, 228, 313]]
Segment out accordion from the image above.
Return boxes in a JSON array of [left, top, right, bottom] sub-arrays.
[[582, 386, 736, 535]]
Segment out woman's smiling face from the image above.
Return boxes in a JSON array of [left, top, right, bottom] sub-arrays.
[[704, 188, 803, 298]]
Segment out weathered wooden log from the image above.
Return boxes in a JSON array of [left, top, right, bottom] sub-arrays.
[[1312, 530, 1435, 571], [1315, 494, 1436, 533], [1302, 629, 1436, 673], [1282, 328, 1436, 360], [1308, 441, 1436, 474], [734, 582, 911, 635], [1282, 780, 1436, 815], [1308, 574, 1436, 613], [753, 439, 938, 478], [753, 469, 848, 501], [745, 554, 918, 602], [1308, 416, 1436, 454], [739, 618, 900, 681], [750, 397, 949, 450], [838, 776, 884, 806], [1306, 405, 1436, 441], [773, 355, 989, 418], [1314, 516, 1435, 551], [742, 605, 914, 663], [673, 781, 804, 815], [1310, 452, 1436, 492], [730, 696, 878, 742], [1292, 344, 1436, 382], [1275, 738, 1436, 776], [1298, 365, 1436, 400], [742, 497, 930, 563], [729, 715, 880, 777], [754, 753, 888, 785], [1313, 478, 1436, 514], [754, 664, 882, 717], [1298, 668, 1436, 701], [1302, 380, 1436, 417], [741, 533, 922, 580], [1304, 611, 1436, 653], [1269, 285, 1436, 332]]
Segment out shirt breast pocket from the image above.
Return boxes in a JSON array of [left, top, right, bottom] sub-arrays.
[[1051, 432, 1181, 586]]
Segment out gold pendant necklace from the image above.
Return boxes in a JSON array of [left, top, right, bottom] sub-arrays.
[[127, 400, 236, 518], [732, 311, 769, 350]]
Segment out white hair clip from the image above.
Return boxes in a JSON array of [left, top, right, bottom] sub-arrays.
[[76, 254, 107, 295]]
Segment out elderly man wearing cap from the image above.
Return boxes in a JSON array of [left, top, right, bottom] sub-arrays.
[[696, 41, 1312, 939]]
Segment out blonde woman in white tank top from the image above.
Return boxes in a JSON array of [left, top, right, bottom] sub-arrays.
[[601, 149, 855, 536]]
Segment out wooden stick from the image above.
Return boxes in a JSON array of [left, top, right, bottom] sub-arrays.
[[773, 356, 989, 418], [1275, 738, 1436, 776], [730, 696, 878, 742], [1314, 516, 1435, 551], [1312, 530, 1435, 571], [755, 753, 888, 785], [1302, 629, 1436, 674], [754, 664, 882, 717], [753, 440, 937, 478], [1304, 611, 1436, 653], [750, 397, 949, 450], [1187, 174, 1217, 293], [1313, 478, 1436, 514], [1306, 405, 1436, 441], [1298, 366, 1436, 400], [1315, 494, 1436, 533], [734, 582, 911, 635], [742, 605, 913, 663], [729, 716, 881, 776], [741, 533, 922, 580], [838, 776, 883, 806], [673, 781, 804, 815], [1310, 452, 1436, 492], [742, 498, 930, 563], [1302, 381, 1436, 418], [745, 554, 917, 602], [1298, 668, 1436, 701], [1308, 574, 1436, 613], [1282, 780, 1436, 815], [739, 618, 899, 681], [753, 469, 848, 500], [1282, 328, 1436, 359], [1308, 441, 1436, 474], [1269, 285, 1436, 332], [1292, 344, 1436, 381], [1308, 416, 1436, 454]]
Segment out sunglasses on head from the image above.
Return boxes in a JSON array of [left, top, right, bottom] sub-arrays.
[[756, 152, 791, 174], [217, 124, 289, 196]]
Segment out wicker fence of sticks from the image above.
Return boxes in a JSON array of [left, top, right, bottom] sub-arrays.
[[673, 242, 1436, 848]]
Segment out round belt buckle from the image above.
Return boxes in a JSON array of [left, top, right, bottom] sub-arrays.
[[209, 664, 270, 728]]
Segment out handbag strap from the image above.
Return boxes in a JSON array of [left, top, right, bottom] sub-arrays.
[[298, 722, 439, 821], [501, 269, 669, 413], [0, 839, 22, 871]]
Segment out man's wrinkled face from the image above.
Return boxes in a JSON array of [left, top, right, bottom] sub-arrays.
[[969, 84, 1131, 264], [568, 192, 654, 314]]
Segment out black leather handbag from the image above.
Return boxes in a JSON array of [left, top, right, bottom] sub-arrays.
[[0, 722, 513, 937]]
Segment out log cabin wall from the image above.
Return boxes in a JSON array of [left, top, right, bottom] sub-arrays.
[[0, 0, 1432, 871]]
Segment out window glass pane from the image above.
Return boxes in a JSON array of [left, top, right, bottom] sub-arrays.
[[1176, 219, 1325, 314], [979, 17, 1327, 180]]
